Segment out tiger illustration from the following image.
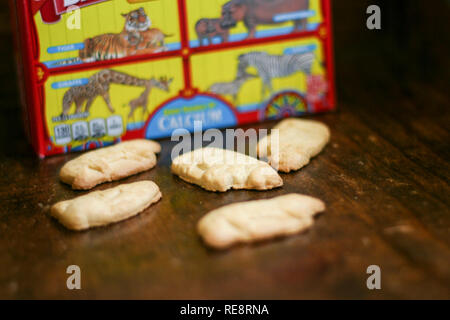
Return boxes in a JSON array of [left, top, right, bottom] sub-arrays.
[[55, 8, 170, 66], [136, 28, 174, 52]]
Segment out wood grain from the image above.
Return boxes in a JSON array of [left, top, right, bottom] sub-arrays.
[[0, 1, 449, 299]]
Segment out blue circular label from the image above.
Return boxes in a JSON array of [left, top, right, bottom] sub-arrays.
[[145, 95, 237, 139]]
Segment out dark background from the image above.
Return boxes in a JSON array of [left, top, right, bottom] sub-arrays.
[[0, 1, 449, 299]]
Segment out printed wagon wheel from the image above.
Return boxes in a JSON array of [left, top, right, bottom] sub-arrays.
[[262, 91, 307, 120]]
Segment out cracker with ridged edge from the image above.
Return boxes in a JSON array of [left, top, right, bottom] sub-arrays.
[[171, 147, 283, 192], [257, 119, 330, 173], [51, 181, 162, 231], [197, 194, 325, 249], [60, 139, 161, 190]]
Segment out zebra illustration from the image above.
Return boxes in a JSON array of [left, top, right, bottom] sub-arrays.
[[208, 72, 256, 104], [237, 51, 315, 99]]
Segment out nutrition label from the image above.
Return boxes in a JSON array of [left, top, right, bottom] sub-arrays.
[[53, 116, 123, 145], [89, 119, 106, 139], [72, 121, 89, 141], [54, 124, 71, 145], [106, 116, 123, 137]]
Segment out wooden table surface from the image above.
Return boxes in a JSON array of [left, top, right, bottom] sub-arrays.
[[0, 1, 449, 299]]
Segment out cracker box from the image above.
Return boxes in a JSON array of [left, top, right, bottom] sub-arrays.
[[10, 0, 335, 158]]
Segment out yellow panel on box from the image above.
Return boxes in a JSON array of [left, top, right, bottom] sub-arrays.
[[44, 57, 184, 147], [191, 37, 325, 109], [35, 0, 181, 69], [186, 0, 323, 47]]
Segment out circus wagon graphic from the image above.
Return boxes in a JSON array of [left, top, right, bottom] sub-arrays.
[[11, 0, 335, 157]]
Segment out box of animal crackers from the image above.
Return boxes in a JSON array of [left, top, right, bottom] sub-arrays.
[[10, 0, 335, 158]]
